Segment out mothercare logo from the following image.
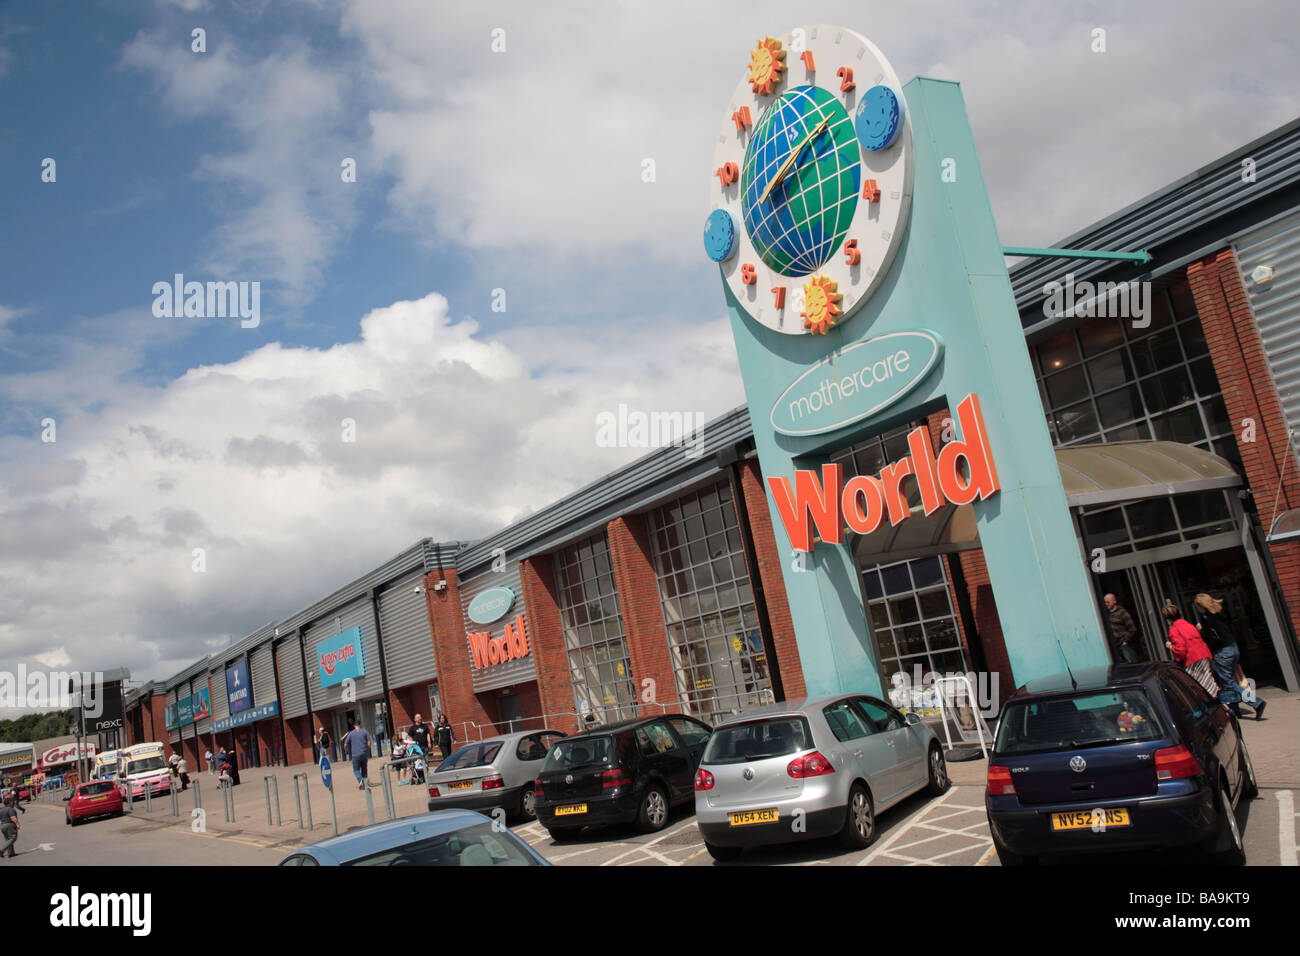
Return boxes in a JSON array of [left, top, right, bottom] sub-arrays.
[[151, 273, 261, 328], [50, 886, 151, 937], [468, 614, 530, 669], [1042, 273, 1151, 327]]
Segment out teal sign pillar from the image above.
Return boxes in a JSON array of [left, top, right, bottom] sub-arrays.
[[723, 77, 1109, 697]]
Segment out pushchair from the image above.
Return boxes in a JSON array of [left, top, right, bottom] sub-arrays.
[[407, 743, 428, 786]]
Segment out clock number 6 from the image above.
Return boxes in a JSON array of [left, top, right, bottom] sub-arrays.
[[716, 161, 739, 187], [837, 67, 855, 93], [844, 240, 860, 266], [741, 263, 757, 285]]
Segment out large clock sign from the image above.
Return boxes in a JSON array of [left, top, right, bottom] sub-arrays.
[[707, 25, 913, 335]]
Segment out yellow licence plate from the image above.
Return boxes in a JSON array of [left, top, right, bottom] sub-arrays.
[[448, 780, 474, 792], [1051, 808, 1131, 831], [555, 804, 587, 816], [729, 808, 779, 827]]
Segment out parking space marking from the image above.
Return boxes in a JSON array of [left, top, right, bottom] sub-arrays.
[[549, 842, 629, 862], [857, 787, 960, 865], [976, 844, 996, 866], [1279, 790, 1297, 866], [859, 788, 992, 866], [600, 817, 698, 866]]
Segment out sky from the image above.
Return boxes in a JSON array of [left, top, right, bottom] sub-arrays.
[[1, 0, 1298, 713]]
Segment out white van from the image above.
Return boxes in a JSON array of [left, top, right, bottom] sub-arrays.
[[92, 750, 122, 780], [116, 743, 172, 799]]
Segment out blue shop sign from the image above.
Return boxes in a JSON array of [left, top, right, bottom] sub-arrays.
[[316, 627, 365, 688], [226, 660, 252, 714], [212, 701, 280, 733]]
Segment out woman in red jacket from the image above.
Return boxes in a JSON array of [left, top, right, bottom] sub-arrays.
[[1162, 603, 1219, 698]]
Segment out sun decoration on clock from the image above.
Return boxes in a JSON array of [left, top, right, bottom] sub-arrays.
[[747, 36, 785, 95], [801, 276, 842, 334], [707, 24, 914, 337]]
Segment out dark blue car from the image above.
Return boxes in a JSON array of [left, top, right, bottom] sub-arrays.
[[985, 662, 1257, 866]]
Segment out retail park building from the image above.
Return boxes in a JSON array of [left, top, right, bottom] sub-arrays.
[[126, 119, 1300, 770]]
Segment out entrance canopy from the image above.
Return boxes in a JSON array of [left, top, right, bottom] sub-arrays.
[[851, 441, 1241, 565], [1267, 508, 1300, 544]]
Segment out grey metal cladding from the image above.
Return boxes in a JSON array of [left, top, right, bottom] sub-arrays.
[[277, 639, 308, 720], [380, 570, 438, 689], [275, 539, 430, 637], [210, 667, 231, 723], [455, 405, 754, 576], [1234, 208, 1300, 465], [1010, 117, 1300, 321], [304, 598, 382, 707], [460, 563, 536, 693], [166, 688, 179, 744], [251, 644, 277, 707]]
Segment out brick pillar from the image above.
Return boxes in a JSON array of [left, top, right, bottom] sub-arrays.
[[422, 568, 494, 735], [282, 715, 312, 765], [607, 515, 677, 717], [520, 553, 580, 735], [1188, 250, 1300, 651], [737, 458, 806, 699], [388, 687, 415, 737]]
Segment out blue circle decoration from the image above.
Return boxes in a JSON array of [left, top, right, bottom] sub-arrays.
[[703, 209, 737, 262], [739, 85, 860, 277], [854, 85, 904, 151]]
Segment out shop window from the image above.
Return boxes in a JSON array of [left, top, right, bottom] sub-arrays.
[[1096, 385, 1145, 430], [1053, 399, 1099, 443], [1079, 320, 1125, 357], [1129, 291, 1173, 338], [1201, 395, 1230, 438], [1125, 499, 1176, 540], [1150, 406, 1205, 444], [1086, 350, 1135, 393], [1174, 490, 1231, 529], [1140, 367, 1194, 415], [1188, 356, 1220, 397], [1046, 365, 1088, 409], [1082, 508, 1127, 548], [1036, 329, 1080, 373], [1167, 280, 1196, 320], [1177, 318, 1209, 358]]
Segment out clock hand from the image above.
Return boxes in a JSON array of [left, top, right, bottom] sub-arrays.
[[759, 116, 831, 205]]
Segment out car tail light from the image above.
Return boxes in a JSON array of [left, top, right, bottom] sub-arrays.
[[427, 786, 440, 798], [481, 775, 504, 791], [1154, 745, 1201, 781], [987, 765, 1016, 796], [534, 778, 544, 799], [787, 751, 835, 778], [601, 768, 632, 789], [694, 768, 715, 791]]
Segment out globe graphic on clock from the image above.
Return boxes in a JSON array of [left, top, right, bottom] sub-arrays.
[[740, 84, 861, 277]]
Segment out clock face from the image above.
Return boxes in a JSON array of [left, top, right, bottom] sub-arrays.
[[707, 25, 913, 336]]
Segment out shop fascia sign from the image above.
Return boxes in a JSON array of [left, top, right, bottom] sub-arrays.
[[40, 742, 96, 768], [467, 614, 530, 669], [318, 627, 366, 688], [768, 393, 1000, 551], [467, 586, 516, 625], [212, 701, 279, 733]]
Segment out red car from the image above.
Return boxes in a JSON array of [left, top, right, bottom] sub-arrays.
[[65, 779, 125, 826]]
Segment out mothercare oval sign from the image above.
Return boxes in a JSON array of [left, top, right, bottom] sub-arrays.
[[770, 331, 943, 437], [467, 586, 516, 625]]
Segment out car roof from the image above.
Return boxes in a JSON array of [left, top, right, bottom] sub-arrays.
[[708, 693, 876, 728], [451, 728, 564, 749], [559, 713, 700, 741], [295, 810, 496, 863], [1009, 663, 1168, 700]]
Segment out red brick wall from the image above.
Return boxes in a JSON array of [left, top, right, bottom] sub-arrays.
[[738, 458, 806, 699], [256, 718, 278, 766], [1188, 250, 1300, 653], [520, 554, 581, 735], [388, 686, 416, 737], [283, 715, 312, 765], [955, 550, 1015, 693], [147, 694, 167, 750], [422, 568, 495, 734], [607, 515, 677, 717]]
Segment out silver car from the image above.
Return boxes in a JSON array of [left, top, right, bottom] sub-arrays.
[[425, 729, 566, 821], [694, 694, 949, 861]]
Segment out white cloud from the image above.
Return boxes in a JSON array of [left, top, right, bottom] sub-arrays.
[[0, 292, 744, 681]]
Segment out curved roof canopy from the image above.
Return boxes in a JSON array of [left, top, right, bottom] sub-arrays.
[[852, 441, 1240, 565]]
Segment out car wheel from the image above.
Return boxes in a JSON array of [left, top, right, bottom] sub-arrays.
[[520, 786, 537, 821], [993, 841, 1037, 867], [926, 743, 950, 796], [1240, 742, 1259, 800], [65, 814, 71, 826], [705, 841, 744, 862], [636, 784, 670, 833], [1208, 777, 1245, 865], [547, 827, 581, 842], [839, 783, 877, 849]]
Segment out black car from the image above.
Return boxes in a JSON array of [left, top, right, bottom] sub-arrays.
[[985, 662, 1257, 866], [534, 714, 712, 838]]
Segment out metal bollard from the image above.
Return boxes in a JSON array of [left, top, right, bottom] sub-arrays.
[[170, 787, 179, 817], [381, 767, 395, 821], [193, 782, 201, 811], [364, 779, 376, 825], [263, 775, 282, 827], [292, 773, 313, 830], [145, 787, 152, 814]]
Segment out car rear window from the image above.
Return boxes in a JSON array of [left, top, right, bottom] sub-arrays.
[[702, 717, 811, 764], [995, 689, 1166, 755], [79, 781, 117, 796], [435, 742, 502, 772], [341, 822, 541, 867], [541, 736, 614, 771]]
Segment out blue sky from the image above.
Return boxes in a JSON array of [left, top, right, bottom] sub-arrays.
[[1, 0, 1297, 704]]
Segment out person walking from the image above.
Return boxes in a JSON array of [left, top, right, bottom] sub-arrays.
[[408, 714, 433, 761], [1195, 593, 1266, 720], [176, 754, 190, 792], [1104, 593, 1143, 663], [343, 720, 374, 789], [436, 715, 454, 761], [1162, 603, 1219, 698], [205, 748, 215, 775], [0, 795, 20, 858], [317, 727, 332, 764]]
